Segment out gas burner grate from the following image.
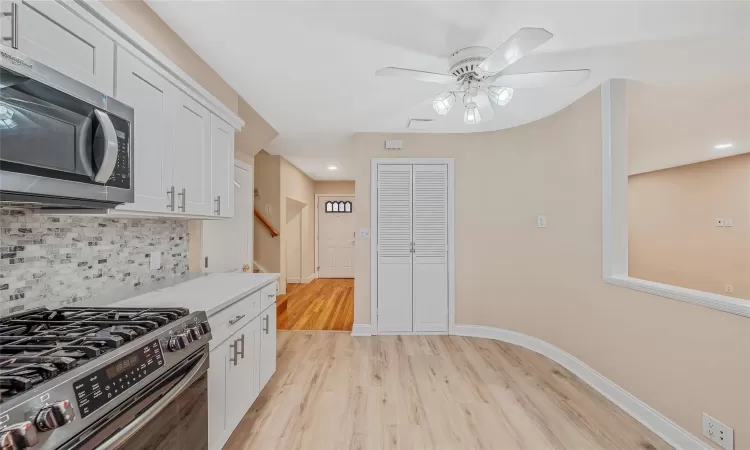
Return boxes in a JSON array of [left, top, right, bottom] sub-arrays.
[[0, 306, 188, 403]]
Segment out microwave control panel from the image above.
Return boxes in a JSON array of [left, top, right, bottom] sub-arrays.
[[106, 113, 131, 190]]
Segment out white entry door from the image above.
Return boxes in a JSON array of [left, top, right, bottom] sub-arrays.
[[318, 196, 355, 278], [201, 163, 253, 272]]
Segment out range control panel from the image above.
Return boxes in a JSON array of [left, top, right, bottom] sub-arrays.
[[73, 340, 164, 418]]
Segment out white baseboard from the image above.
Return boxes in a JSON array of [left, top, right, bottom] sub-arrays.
[[351, 324, 373, 336], [252, 261, 267, 273], [454, 325, 710, 450], [287, 273, 317, 284]]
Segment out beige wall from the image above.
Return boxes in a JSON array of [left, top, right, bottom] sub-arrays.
[[629, 153, 750, 298], [352, 88, 750, 449], [315, 180, 355, 195], [279, 158, 316, 294], [236, 98, 278, 160], [253, 151, 281, 273], [628, 80, 750, 175]]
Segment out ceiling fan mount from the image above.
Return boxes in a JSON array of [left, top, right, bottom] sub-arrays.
[[375, 28, 591, 125], [447, 46, 493, 80]]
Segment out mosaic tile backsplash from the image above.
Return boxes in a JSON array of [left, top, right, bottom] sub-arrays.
[[0, 208, 189, 315]]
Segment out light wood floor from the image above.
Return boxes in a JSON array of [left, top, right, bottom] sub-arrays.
[[224, 332, 671, 450], [277, 279, 354, 331]]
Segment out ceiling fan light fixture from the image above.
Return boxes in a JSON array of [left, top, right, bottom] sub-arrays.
[[464, 102, 481, 125], [433, 92, 456, 115], [488, 86, 514, 106]]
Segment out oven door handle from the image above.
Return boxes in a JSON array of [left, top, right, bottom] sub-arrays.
[[92, 353, 208, 450], [92, 110, 119, 183]]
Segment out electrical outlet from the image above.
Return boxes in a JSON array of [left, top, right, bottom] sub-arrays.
[[537, 215, 547, 228], [725, 284, 734, 294], [149, 251, 161, 270], [715, 218, 725, 227], [703, 413, 734, 450]]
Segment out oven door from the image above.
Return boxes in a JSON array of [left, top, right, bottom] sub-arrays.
[[61, 346, 209, 450]]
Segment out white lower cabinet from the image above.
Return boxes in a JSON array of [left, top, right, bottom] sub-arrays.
[[208, 285, 277, 450], [259, 304, 276, 388]]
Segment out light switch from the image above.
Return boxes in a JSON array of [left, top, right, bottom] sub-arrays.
[[149, 251, 162, 270], [725, 218, 733, 227], [358, 228, 370, 239], [537, 215, 547, 228], [715, 218, 725, 227]]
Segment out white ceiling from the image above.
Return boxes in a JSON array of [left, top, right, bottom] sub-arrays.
[[147, 1, 750, 179]]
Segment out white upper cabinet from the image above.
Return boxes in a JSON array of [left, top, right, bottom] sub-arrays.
[[5, 0, 114, 95], [174, 94, 212, 216], [210, 114, 235, 217], [1, 0, 242, 218], [114, 49, 178, 213]]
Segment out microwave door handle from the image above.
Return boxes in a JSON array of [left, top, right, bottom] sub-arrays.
[[93, 110, 119, 183], [92, 353, 208, 450]]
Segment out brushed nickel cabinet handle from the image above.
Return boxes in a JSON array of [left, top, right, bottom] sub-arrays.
[[2, 3, 18, 49], [263, 315, 269, 334], [229, 338, 239, 366], [214, 196, 221, 215], [228, 314, 245, 325], [166, 186, 175, 211], [177, 188, 186, 212]]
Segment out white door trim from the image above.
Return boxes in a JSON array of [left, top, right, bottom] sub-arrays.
[[315, 194, 356, 279], [370, 158, 456, 335]]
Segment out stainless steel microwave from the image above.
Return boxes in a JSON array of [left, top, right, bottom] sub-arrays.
[[0, 47, 134, 208]]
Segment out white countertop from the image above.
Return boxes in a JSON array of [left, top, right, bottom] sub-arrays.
[[112, 272, 279, 317]]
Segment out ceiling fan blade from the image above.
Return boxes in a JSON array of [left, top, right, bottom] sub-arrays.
[[375, 67, 456, 85], [489, 69, 591, 88], [474, 93, 495, 122], [477, 27, 553, 75]]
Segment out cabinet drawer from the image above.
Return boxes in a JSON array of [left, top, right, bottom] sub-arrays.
[[260, 282, 277, 312], [208, 290, 260, 349]]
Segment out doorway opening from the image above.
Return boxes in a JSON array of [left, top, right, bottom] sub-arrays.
[[277, 190, 356, 331]]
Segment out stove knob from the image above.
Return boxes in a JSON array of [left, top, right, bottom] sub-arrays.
[[168, 334, 188, 351], [35, 400, 75, 431], [187, 325, 202, 341], [0, 422, 39, 449], [199, 321, 211, 335]]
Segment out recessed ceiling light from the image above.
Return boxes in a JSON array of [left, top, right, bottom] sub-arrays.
[[714, 143, 733, 150], [327, 165, 338, 171]]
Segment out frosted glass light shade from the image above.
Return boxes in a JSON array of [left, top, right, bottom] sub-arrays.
[[433, 92, 456, 115], [488, 86, 513, 106], [464, 102, 481, 124]]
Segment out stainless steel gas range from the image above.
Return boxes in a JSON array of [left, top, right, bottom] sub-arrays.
[[0, 306, 212, 450]]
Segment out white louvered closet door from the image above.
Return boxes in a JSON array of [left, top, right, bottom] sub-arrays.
[[412, 165, 449, 332], [376, 165, 414, 333]]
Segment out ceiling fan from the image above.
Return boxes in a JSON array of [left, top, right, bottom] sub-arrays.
[[375, 28, 591, 125]]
